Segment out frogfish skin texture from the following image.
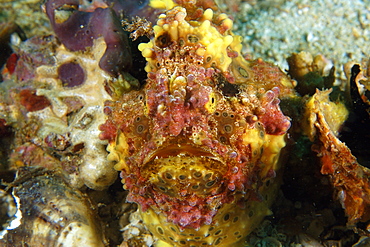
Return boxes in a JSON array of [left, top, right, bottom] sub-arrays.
[[100, 3, 295, 247]]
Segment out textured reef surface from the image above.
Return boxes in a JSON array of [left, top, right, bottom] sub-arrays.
[[0, 0, 369, 246]]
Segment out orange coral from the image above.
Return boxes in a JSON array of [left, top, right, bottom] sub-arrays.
[[304, 88, 370, 227]]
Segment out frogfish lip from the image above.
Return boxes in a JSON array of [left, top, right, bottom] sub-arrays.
[[141, 144, 229, 199], [143, 144, 219, 164]]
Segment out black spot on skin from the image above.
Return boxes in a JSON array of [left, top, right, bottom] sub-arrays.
[[213, 73, 239, 97], [155, 32, 171, 48]]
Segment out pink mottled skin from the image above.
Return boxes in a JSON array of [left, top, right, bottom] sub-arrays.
[[145, 68, 213, 137], [258, 87, 291, 135]]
